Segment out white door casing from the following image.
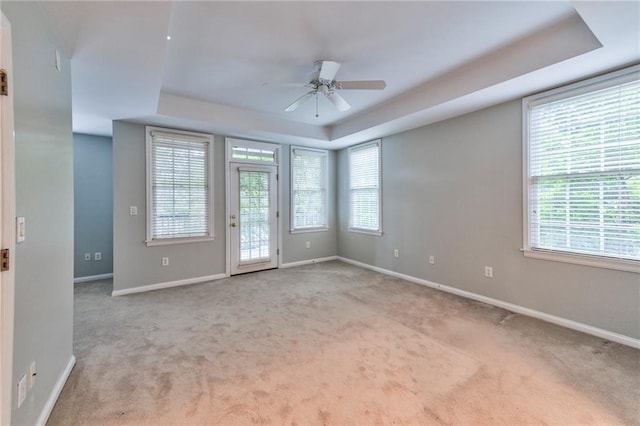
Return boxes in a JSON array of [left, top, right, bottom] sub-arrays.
[[225, 138, 281, 276], [0, 11, 16, 425]]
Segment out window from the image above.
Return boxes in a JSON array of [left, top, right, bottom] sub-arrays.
[[349, 140, 382, 235], [523, 66, 640, 272], [146, 127, 214, 245], [290, 147, 329, 232]]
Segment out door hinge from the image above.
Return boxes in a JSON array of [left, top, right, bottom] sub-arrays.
[[1, 249, 9, 271], [277, 249, 280, 255], [276, 211, 279, 218], [0, 69, 8, 96], [276, 173, 279, 181]]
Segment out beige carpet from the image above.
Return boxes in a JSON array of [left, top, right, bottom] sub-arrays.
[[48, 261, 639, 425]]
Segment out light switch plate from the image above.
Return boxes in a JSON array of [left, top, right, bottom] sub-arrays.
[[16, 217, 25, 243], [129, 206, 138, 216]]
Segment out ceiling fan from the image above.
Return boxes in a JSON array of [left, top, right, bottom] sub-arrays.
[[267, 60, 386, 117]]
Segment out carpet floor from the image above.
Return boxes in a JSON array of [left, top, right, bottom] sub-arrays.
[[48, 261, 639, 425]]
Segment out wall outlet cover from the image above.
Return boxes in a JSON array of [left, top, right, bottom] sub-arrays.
[[94, 252, 102, 261]]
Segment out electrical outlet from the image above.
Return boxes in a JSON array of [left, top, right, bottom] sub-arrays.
[[393, 249, 399, 258], [305, 241, 311, 249], [94, 252, 102, 261], [17, 374, 26, 408], [84, 253, 91, 261], [129, 206, 138, 216], [162, 257, 169, 266], [429, 255, 435, 264], [28, 362, 36, 389], [484, 266, 493, 278]]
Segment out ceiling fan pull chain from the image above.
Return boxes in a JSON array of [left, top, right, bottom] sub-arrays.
[[315, 92, 319, 118]]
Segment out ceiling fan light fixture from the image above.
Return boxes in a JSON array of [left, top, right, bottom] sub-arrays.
[[278, 60, 385, 115]]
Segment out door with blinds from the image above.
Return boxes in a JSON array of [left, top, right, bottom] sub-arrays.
[[229, 163, 278, 275]]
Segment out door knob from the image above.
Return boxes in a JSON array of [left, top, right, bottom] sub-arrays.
[[230, 223, 236, 227]]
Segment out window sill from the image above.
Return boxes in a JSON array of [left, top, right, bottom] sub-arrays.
[[348, 228, 383, 237], [146, 236, 215, 247], [522, 248, 639, 273], [290, 227, 329, 234]]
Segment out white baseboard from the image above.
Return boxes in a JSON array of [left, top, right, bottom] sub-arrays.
[[36, 354, 76, 426], [337, 256, 640, 349], [73, 273, 113, 284], [111, 273, 227, 297], [281, 256, 338, 269]]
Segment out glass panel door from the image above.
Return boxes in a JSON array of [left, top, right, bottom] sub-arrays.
[[230, 164, 278, 274]]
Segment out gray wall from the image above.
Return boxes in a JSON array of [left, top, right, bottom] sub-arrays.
[[337, 99, 640, 340], [74, 133, 113, 278], [113, 123, 338, 293], [113, 121, 226, 292], [281, 147, 338, 264], [2, 2, 75, 424]]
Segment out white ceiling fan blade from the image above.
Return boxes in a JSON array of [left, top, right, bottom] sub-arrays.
[[326, 91, 351, 112], [318, 60, 341, 82], [262, 82, 310, 88], [284, 91, 315, 112], [335, 80, 387, 90]]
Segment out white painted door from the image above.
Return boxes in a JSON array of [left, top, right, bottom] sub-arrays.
[[229, 163, 278, 275], [0, 11, 15, 425]]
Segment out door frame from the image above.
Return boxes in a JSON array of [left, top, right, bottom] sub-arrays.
[[225, 138, 282, 276], [0, 11, 16, 425]]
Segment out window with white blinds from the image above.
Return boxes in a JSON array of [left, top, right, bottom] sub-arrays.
[[291, 147, 328, 231], [523, 66, 640, 269], [146, 127, 214, 244], [349, 140, 382, 235]]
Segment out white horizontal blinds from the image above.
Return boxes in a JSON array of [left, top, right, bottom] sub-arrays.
[[350, 142, 380, 231], [292, 148, 327, 229], [529, 77, 640, 260], [151, 132, 210, 239]]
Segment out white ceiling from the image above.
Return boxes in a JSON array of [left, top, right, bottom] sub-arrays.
[[39, 1, 639, 149]]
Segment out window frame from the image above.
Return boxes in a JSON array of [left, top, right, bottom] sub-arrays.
[[348, 140, 383, 236], [522, 65, 640, 273], [290, 146, 330, 233], [145, 126, 215, 246]]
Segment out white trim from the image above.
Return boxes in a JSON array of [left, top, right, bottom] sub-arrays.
[[523, 249, 639, 273], [281, 256, 338, 269], [35, 355, 76, 426], [145, 126, 215, 246], [348, 139, 383, 235], [0, 12, 15, 426], [290, 146, 329, 232], [348, 228, 384, 237], [289, 227, 329, 234], [226, 137, 279, 166], [521, 65, 640, 269], [111, 273, 226, 297], [145, 236, 215, 247], [73, 273, 114, 284], [225, 138, 282, 276], [336, 256, 640, 349]]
